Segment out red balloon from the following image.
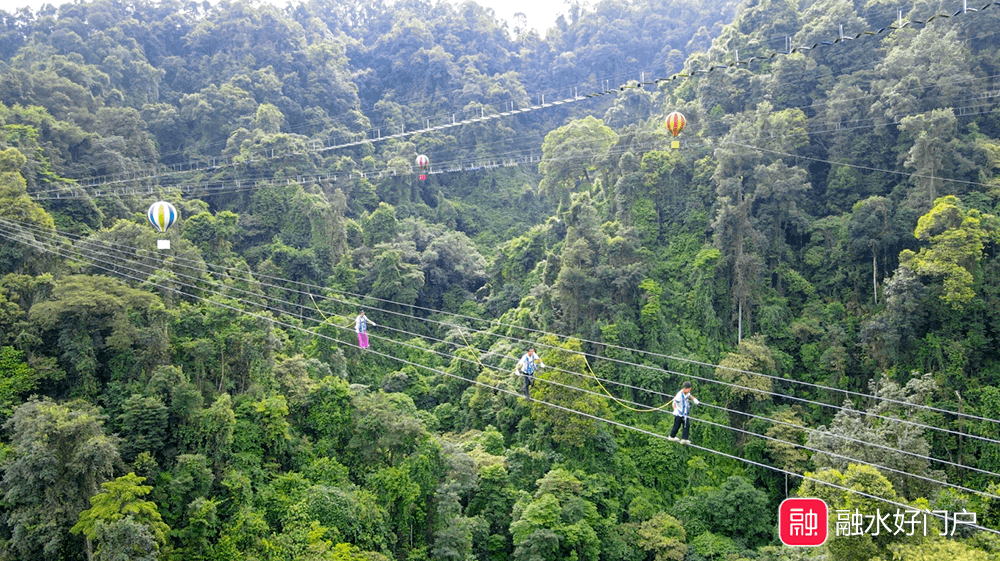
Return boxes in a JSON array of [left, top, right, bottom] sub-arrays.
[[666, 111, 686, 137], [415, 154, 429, 180]]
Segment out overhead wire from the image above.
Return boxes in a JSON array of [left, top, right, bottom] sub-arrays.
[[1, 219, 998, 533], [25, 121, 554, 200], [4, 217, 1000, 489], [167, 212, 1000, 431], [302, 223, 1000, 432], [8, 212, 997, 440], [573, 351, 1000, 481], [730, 140, 1000, 187]]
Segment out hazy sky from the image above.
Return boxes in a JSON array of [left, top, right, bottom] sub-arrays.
[[0, 0, 570, 37]]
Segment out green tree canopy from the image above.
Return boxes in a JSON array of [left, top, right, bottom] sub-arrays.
[[1, 398, 121, 559], [71, 472, 169, 557], [900, 195, 997, 308]]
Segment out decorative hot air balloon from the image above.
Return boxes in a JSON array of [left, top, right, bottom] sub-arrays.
[[665, 111, 686, 137], [665, 111, 686, 148], [148, 201, 178, 249], [415, 154, 429, 180]]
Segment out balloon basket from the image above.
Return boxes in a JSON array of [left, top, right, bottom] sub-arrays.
[[671, 140, 680, 149], [157, 239, 171, 250]]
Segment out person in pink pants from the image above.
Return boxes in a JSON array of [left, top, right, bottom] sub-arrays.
[[355, 309, 376, 349]]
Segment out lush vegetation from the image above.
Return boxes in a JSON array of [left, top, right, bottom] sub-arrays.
[[1, 0, 999, 559]]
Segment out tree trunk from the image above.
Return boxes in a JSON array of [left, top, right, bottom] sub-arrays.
[[738, 300, 743, 344], [873, 251, 878, 305], [930, 170, 936, 206]]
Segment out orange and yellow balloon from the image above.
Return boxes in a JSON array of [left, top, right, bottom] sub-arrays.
[[666, 111, 686, 137]]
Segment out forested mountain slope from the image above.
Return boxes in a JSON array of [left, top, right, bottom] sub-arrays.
[[0, 0, 999, 559]]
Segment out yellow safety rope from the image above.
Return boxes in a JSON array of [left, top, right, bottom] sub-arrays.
[[459, 329, 503, 377], [582, 353, 674, 413], [309, 292, 351, 329]]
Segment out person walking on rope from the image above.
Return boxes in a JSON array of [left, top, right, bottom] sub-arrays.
[[515, 348, 545, 399], [355, 309, 375, 349], [668, 381, 699, 444]]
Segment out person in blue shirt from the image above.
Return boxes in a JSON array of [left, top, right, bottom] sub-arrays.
[[668, 381, 700, 444], [515, 349, 545, 399]]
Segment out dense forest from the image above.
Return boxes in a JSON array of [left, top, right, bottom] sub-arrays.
[[1, 0, 999, 559]]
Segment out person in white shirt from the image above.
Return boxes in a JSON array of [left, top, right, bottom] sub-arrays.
[[355, 309, 375, 349], [668, 381, 699, 444], [514, 348, 545, 399]]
